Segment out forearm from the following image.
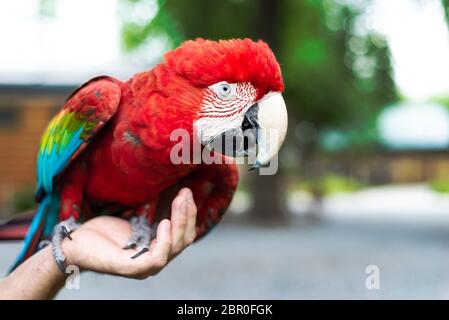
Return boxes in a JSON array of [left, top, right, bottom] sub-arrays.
[[0, 246, 66, 299]]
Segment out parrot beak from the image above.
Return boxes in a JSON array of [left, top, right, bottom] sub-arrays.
[[243, 92, 288, 168]]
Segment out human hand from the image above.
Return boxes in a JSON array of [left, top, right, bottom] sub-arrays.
[[62, 188, 197, 279]]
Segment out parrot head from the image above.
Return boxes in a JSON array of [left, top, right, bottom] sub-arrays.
[[163, 38, 287, 168]]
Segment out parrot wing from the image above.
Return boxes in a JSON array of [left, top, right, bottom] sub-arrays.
[[7, 77, 122, 272], [36, 76, 122, 199]]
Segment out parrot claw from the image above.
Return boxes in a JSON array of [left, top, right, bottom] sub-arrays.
[[124, 216, 157, 259], [55, 259, 67, 275], [123, 243, 137, 250], [131, 247, 149, 259], [51, 217, 80, 274], [62, 225, 73, 240]]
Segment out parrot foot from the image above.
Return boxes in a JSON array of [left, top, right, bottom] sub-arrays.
[[38, 240, 51, 250], [123, 216, 157, 259], [51, 216, 80, 273]]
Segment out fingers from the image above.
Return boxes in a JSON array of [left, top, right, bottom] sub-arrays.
[[170, 188, 197, 255], [170, 189, 189, 254], [183, 189, 197, 245], [147, 219, 172, 271]]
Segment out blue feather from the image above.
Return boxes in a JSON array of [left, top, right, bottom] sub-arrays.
[[9, 193, 60, 272]]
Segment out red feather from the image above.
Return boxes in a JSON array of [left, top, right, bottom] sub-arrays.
[[9, 38, 282, 254]]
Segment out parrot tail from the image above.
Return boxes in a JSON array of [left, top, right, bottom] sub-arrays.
[[8, 193, 60, 272]]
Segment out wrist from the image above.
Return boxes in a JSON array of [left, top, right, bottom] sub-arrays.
[[2, 246, 66, 299]]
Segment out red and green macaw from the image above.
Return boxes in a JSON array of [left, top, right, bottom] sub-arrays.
[[1, 38, 287, 272]]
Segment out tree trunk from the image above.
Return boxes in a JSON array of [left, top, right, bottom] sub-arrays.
[[248, 0, 288, 223]]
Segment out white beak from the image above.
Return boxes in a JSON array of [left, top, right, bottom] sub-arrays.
[[254, 92, 288, 166]]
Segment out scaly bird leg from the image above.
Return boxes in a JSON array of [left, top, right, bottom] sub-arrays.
[[123, 216, 157, 259], [38, 240, 51, 250], [51, 216, 80, 273], [123, 202, 158, 259]]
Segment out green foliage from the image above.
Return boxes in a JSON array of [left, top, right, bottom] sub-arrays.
[[291, 174, 363, 195], [237, 179, 250, 194], [280, 1, 396, 131], [429, 179, 449, 194], [11, 186, 36, 214], [39, 0, 57, 18], [295, 37, 328, 66], [433, 95, 449, 110], [443, 0, 449, 27], [319, 114, 380, 152], [120, 0, 183, 51]]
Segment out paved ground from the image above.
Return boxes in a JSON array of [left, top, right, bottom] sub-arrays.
[[2, 215, 449, 299]]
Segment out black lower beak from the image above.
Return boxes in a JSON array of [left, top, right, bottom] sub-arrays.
[[242, 103, 259, 131], [203, 103, 260, 158], [241, 103, 259, 155]]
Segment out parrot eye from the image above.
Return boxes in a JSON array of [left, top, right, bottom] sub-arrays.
[[215, 82, 235, 100], [220, 84, 231, 95]]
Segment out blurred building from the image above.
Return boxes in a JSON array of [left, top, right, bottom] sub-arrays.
[[312, 102, 449, 185], [314, 150, 449, 185], [0, 84, 74, 216]]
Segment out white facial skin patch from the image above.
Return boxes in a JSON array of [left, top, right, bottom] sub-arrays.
[[195, 82, 257, 143]]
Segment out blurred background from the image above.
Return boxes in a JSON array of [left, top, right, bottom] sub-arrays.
[[3, 0, 449, 299]]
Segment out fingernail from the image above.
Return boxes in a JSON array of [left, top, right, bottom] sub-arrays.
[[182, 188, 192, 198]]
